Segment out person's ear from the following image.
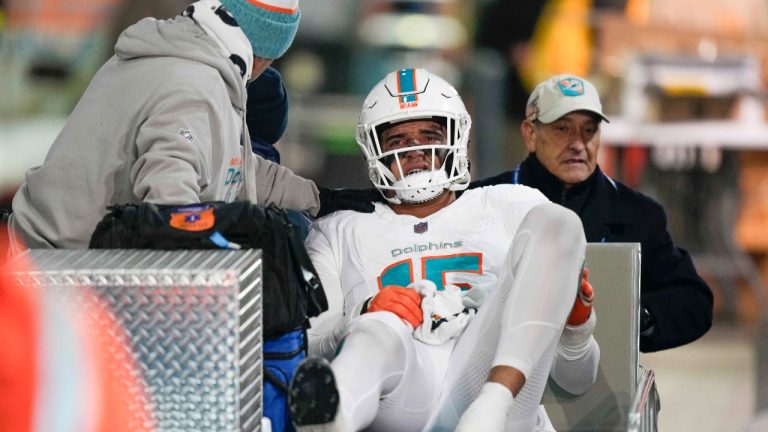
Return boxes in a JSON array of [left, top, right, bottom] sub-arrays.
[[521, 121, 536, 153]]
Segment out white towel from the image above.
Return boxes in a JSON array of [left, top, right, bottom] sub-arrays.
[[410, 280, 475, 345]]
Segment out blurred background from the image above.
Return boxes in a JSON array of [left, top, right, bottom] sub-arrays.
[[2, 0, 768, 430]]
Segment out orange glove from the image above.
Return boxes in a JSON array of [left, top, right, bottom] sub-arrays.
[[567, 267, 594, 326], [367, 285, 423, 329]]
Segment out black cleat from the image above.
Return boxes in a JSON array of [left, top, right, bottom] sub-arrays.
[[289, 357, 340, 428]]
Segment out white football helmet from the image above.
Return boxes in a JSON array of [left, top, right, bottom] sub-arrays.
[[356, 68, 472, 204]]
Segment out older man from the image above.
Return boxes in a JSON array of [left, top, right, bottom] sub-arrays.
[[472, 73, 713, 352]]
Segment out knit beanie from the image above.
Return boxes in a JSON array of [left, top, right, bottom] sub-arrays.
[[219, 0, 300, 60]]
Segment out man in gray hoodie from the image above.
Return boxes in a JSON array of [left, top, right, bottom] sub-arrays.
[[5, 0, 376, 255]]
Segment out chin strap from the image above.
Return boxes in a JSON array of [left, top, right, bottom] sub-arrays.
[[397, 189, 449, 205], [392, 170, 449, 203]]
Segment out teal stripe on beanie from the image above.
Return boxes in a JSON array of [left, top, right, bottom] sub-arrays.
[[220, 0, 300, 60]]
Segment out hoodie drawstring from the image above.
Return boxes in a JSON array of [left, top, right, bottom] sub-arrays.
[[238, 105, 258, 203]]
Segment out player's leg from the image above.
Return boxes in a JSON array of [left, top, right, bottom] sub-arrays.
[[291, 311, 441, 431], [434, 202, 585, 431], [333, 312, 411, 430], [494, 201, 586, 377], [366, 337, 453, 431], [429, 285, 558, 431]]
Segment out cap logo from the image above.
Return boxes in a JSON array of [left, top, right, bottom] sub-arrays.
[[557, 78, 585, 97]]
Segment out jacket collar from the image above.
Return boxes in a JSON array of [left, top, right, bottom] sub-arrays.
[[519, 155, 628, 226], [590, 165, 628, 226], [519, 155, 594, 213]]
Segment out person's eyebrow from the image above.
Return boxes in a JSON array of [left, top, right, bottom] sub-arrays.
[[383, 131, 407, 144], [421, 126, 445, 135], [383, 125, 445, 145]]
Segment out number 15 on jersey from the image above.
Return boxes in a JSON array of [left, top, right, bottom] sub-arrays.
[[376, 253, 482, 291]]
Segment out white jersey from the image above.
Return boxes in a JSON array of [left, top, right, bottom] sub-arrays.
[[306, 187, 597, 431], [306, 184, 548, 320]]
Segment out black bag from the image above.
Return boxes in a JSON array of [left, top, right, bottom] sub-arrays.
[[89, 201, 327, 338]]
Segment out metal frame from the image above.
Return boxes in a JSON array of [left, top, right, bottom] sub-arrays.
[[627, 368, 661, 432], [10, 249, 264, 431]]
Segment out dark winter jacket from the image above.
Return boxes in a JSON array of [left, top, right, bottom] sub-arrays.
[[472, 155, 713, 352]]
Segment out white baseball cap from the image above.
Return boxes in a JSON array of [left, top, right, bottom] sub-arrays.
[[525, 74, 609, 123]]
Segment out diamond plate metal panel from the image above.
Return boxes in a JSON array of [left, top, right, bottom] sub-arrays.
[[10, 249, 263, 432]]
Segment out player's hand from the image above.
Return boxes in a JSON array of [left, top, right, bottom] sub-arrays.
[[367, 285, 423, 329], [567, 267, 594, 326], [315, 187, 383, 218]]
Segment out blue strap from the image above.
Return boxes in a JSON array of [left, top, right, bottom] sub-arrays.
[[510, 166, 520, 185], [209, 231, 241, 249]]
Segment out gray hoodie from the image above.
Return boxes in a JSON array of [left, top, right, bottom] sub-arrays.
[[9, 16, 320, 250]]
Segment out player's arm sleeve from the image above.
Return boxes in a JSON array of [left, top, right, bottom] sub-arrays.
[[250, 155, 321, 215], [305, 224, 345, 360], [550, 338, 599, 395], [550, 314, 600, 395], [132, 86, 212, 204]]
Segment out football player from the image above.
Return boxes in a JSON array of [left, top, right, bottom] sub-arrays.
[[292, 68, 599, 432]]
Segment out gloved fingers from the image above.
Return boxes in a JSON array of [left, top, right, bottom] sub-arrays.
[[341, 199, 375, 214], [578, 265, 594, 304], [387, 301, 423, 328], [317, 187, 379, 218], [359, 201, 377, 212], [369, 287, 422, 311], [578, 280, 594, 304], [362, 188, 387, 203], [368, 286, 423, 328], [568, 279, 594, 326], [393, 286, 423, 306]]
